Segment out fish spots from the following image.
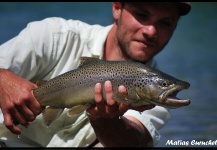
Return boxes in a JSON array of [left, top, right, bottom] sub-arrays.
[[134, 80, 144, 90], [33, 58, 190, 109]]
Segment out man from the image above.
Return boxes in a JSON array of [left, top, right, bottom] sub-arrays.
[[0, 2, 191, 147]]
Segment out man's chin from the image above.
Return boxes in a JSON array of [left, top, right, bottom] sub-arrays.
[[130, 54, 153, 64]]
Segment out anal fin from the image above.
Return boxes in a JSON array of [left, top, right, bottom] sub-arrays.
[[67, 105, 90, 117], [112, 92, 137, 105], [42, 106, 64, 127]]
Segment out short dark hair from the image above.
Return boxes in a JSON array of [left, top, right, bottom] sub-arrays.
[[120, 2, 191, 16], [120, 2, 125, 9]]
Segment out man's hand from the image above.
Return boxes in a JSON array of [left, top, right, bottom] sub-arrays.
[[0, 69, 42, 135], [86, 80, 155, 119], [86, 80, 155, 147]]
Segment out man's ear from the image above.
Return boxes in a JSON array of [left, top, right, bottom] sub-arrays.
[[112, 2, 122, 20]]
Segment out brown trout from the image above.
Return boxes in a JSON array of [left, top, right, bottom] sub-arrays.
[[33, 57, 190, 126]]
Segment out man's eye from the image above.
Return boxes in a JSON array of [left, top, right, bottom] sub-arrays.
[[135, 13, 149, 21], [159, 20, 172, 27]]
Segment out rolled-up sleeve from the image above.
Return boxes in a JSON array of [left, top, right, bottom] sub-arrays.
[[124, 106, 170, 146]]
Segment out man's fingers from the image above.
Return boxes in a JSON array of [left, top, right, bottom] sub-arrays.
[[104, 81, 116, 106], [26, 97, 42, 119], [94, 83, 105, 114], [118, 85, 128, 95], [17, 105, 36, 123], [89, 81, 149, 119], [10, 107, 29, 127], [104, 81, 118, 116], [94, 83, 103, 103], [3, 113, 21, 135]]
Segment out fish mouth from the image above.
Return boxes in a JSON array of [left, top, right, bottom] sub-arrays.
[[152, 84, 190, 108]]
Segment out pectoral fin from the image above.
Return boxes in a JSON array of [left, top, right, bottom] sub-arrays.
[[134, 87, 152, 106], [112, 91, 140, 105], [67, 105, 90, 117], [112, 88, 152, 107], [42, 107, 64, 127]]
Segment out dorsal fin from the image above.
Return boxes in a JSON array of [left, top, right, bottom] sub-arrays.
[[78, 57, 100, 67]]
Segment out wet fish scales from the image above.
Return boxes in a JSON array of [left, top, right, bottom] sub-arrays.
[[33, 57, 190, 126]]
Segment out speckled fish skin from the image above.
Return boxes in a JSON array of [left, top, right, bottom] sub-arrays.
[[33, 57, 190, 109]]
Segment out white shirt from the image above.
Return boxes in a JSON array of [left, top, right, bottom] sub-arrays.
[[0, 17, 170, 147]]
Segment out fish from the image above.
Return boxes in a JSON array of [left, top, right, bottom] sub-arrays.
[[33, 57, 190, 126]]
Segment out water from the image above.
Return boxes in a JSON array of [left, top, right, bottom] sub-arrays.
[[0, 2, 217, 147], [155, 2, 217, 147]]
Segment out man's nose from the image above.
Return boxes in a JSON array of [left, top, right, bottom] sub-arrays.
[[142, 25, 157, 38]]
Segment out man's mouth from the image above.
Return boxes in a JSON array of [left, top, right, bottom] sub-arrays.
[[136, 40, 157, 49]]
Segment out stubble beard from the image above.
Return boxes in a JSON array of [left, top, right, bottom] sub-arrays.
[[115, 13, 163, 64], [116, 35, 152, 64], [115, 21, 153, 63]]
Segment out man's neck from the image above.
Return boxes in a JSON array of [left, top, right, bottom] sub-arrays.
[[103, 24, 126, 61]]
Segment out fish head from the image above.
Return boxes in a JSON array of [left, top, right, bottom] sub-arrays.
[[137, 70, 190, 108]]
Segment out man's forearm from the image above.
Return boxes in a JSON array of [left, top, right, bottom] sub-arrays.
[[88, 115, 153, 147]]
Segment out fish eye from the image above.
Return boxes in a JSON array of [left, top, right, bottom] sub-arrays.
[[162, 81, 168, 87]]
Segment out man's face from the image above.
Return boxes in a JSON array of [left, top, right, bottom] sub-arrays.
[[113, 2, 180, 63]]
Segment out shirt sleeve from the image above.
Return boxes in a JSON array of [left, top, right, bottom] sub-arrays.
[[0, 18, 62, 81], [123, 59, 171, 146], [124, 107, 170, 146]]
